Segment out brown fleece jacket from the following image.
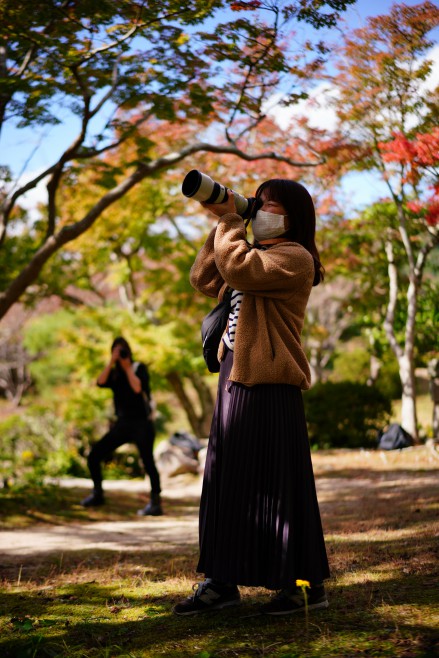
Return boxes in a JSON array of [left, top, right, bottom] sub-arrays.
[[190, 213, 315, 389]]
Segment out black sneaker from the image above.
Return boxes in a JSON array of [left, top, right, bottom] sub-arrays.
[[137, 502, 163, 516], [137, 494, 163, 517], [173, 580, 241, 616], [80, 490, 105, 507], [260, 584, 328, 615]]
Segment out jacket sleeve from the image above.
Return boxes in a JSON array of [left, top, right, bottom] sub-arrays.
[[189, 227, 225, 299], [214, 213, 314, 298]]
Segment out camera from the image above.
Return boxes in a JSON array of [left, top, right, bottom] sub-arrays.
[[182, 170, 260, 219], [119, 348, 129, 359]]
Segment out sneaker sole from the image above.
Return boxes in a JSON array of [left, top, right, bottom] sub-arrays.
[[173, 598, 241, 616], [137, 511, 163, 516], [264, 599, 329, 616]]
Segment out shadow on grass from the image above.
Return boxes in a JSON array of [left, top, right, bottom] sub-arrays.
[[317, 469, 439, 535], [1, 458, 437, 532], [1, 529, 438, 650], [1, 455, 438, 656], [315, 466, 438, 480], [1, 572, 438, 658], [1, 536, 436, 658]]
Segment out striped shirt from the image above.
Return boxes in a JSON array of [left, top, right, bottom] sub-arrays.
[[222, 290, 243, 351]]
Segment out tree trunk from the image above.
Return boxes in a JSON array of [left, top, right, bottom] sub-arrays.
[[309, 345, 324, 385], [166, 370, 212, 438], [367, 354, 381, 387], [383, 236, 419, 442], [398, 354, 419, 441], [188, 371, 214, 437], [432, 402, 439, 441], [428, 359, 439, 440]]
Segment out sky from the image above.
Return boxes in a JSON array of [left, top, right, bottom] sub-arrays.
[[1, 0, 438, 216]]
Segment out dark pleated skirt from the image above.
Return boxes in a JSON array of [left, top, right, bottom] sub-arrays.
[[197, 347, 330, 589]]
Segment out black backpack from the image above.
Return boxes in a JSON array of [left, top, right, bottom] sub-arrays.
[[377, 423, 413, 450], [201, 289, 232, 373]]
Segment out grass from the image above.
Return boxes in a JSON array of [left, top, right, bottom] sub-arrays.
[[0, 446, 438, 657]]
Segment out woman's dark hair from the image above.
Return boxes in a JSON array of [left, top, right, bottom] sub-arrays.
[[111, 336, 133, 363], [255, 179, 324, 286]]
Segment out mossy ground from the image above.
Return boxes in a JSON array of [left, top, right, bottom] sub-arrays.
[[1, 447, 438, 657]]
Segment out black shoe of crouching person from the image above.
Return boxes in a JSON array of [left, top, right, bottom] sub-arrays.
[[260, 584, 329, 615], [137, 493, 163, 516], [173, 579, 241, 616], [80, 489, 105, 507]]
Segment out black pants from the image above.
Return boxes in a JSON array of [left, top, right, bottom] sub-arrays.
[[87, 417, 161, 495]]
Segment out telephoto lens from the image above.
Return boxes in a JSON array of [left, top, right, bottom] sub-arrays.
[[182, 170, 259, 219]]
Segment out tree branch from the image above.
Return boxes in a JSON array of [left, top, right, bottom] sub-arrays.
[[226, 10, 280, 142], [0, 164, 57, 247], [89, 58, 120, 119], [139, 140, 325, 169], [71, 2, 199, 67], [45, 65, 93, 239], [76, 23, 142, 63], [77, 110, 155, 159], [0, 138, 325, 320]]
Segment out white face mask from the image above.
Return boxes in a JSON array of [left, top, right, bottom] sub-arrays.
[[252, 209, 287, 241]]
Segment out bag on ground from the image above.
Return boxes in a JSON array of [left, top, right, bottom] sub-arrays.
[[377, 423, 414, 450]]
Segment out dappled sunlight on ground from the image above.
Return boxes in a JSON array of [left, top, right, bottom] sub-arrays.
[[1, 445, 438, 657]]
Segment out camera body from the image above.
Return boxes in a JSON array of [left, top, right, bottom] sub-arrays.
[[182, 170, 260, 219], [119, 348, 129, 359]]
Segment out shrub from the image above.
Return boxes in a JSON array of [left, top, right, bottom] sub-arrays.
[[331, 348, 370, 384], [303, 381, 391, 449], [375, 355, 402, 400], [0, 408, 87, 485]]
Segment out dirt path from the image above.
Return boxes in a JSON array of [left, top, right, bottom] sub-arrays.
[[1, 447, 438, 559], [0, 476, 203, 557], [0, 517, 200, 556]]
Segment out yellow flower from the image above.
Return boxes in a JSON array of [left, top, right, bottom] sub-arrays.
[[295, 579, 310, 589]]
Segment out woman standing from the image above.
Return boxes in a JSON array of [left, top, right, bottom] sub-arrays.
[[173, 179, 329, 616]]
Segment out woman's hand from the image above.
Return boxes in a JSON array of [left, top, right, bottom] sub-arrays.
[[201, 190, 237, 217], [118, 354, 132, 372]]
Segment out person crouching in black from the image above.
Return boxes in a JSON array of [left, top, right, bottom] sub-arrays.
[[81, 337, 163, 516]]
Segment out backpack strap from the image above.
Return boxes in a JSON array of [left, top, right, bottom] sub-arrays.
[[133, 361, 155, 420], [133, 361, 147, 396]]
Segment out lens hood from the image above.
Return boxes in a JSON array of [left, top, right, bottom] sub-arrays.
[[182, 170, 258, 219]]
